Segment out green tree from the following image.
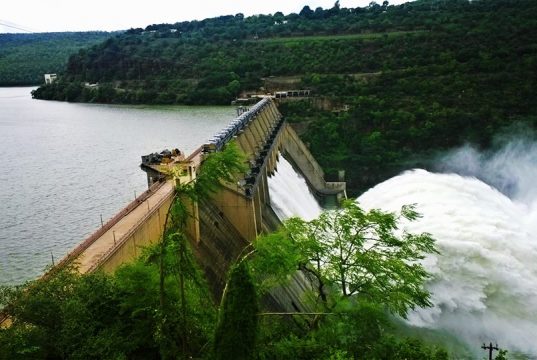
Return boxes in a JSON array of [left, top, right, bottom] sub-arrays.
[[256, 299, 448, 360], [156, 141, 247, 357], [0, 263, 164, 359], [213, 261, 258, 360], [227, 79, 241, 97], [495, 349, 509, 360], [0, 142, 247, 360], [253, 200, 437, 316]]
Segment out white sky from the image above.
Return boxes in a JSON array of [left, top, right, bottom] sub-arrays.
[[1, 0, 410, 33]]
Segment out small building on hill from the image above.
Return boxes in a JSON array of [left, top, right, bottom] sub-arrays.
[[44, 74, 57, 84]]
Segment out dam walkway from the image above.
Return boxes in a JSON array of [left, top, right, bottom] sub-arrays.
[[51, 180, 175, 275]]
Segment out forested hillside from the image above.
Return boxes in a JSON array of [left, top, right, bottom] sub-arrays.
[[0, 32, 111, 86], [31, 0, 537, 193]]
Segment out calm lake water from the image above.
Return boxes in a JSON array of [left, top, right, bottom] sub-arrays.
[[0, 87, 235, 285]]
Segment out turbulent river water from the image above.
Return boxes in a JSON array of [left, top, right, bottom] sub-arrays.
[[0, 87, 235, 285], [269, 140, 537, 357], [359, 169, 537, 357]]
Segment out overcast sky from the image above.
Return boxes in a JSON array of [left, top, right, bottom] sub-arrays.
[[1, 0, 410, 33]]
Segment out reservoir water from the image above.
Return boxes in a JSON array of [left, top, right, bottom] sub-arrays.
[[0, 87, 235, 285]]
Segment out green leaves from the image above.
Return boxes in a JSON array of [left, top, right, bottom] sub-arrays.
[[253, 200, 437, 317], [0, 245, 216, 360], [0, 266, 156, 359], [194, 141, 247, 199], [154, 140, 247, 358], [171, 141, 247, 204], [213, 261, 258, 360], [251, 202, 445, 358], [251, 230, 302, 292]]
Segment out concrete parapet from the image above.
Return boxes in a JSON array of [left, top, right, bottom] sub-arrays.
[[92, 196, 171, 273], [42, 180, 169, 277], [82, 181, 175, 273]]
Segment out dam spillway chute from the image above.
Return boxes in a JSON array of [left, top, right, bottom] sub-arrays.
[[267, 153, 322, 221]]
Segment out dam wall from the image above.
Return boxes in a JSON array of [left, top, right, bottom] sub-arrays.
[[1, 98, 346, 326], [88, 188, 174, 273]]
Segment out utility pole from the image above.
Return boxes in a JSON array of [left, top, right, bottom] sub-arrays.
[[482, 342, 499, 360]]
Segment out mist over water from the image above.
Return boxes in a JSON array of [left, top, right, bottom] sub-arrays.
[[358, 140, 537, 357], [437, 138, 537, 205], [256, 135, 537, 355]]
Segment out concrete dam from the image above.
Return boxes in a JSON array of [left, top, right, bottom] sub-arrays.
[[7, 98, 346, 316]]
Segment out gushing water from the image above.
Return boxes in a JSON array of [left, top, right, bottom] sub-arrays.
[[437, 139, 537, 203], [267, 140, 537, 356], [267, 154, 322, 221], [358, 143, 537, 356]]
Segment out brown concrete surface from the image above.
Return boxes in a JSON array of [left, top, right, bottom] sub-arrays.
[[74, 181, 175, 273]]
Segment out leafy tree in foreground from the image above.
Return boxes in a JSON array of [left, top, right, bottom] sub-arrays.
[[0, 263, 163, 359], [0, 143, 247, 360], [256, 297, 449, 360], [213, 261, 258, 360], [156, 141, 247, 357], [253, 200, 438, 317], [253, 201, 443, 359]]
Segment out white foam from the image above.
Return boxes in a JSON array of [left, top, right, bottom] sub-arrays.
[[267, 154, 322, 221], [358, 169, 537, 356]]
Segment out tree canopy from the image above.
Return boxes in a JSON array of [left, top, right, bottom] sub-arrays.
[[213, 261, 258, 360], [0, 142, 455, 358], [253, 200, 437, 317]]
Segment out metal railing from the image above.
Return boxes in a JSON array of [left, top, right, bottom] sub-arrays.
[[86, 182, 175, 273], [204, 97, 271, 152], [43, 180, 167, 278]]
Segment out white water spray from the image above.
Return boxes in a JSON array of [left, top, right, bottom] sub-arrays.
[[437, 139, 537, 204], [267, 154, 322, 221], [267, 140, 537, 356], [358, 143, 537, 356]]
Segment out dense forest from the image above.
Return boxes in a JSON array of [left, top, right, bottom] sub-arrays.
[[0, 32, 111, 86], [30, 0, 537, 194]]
